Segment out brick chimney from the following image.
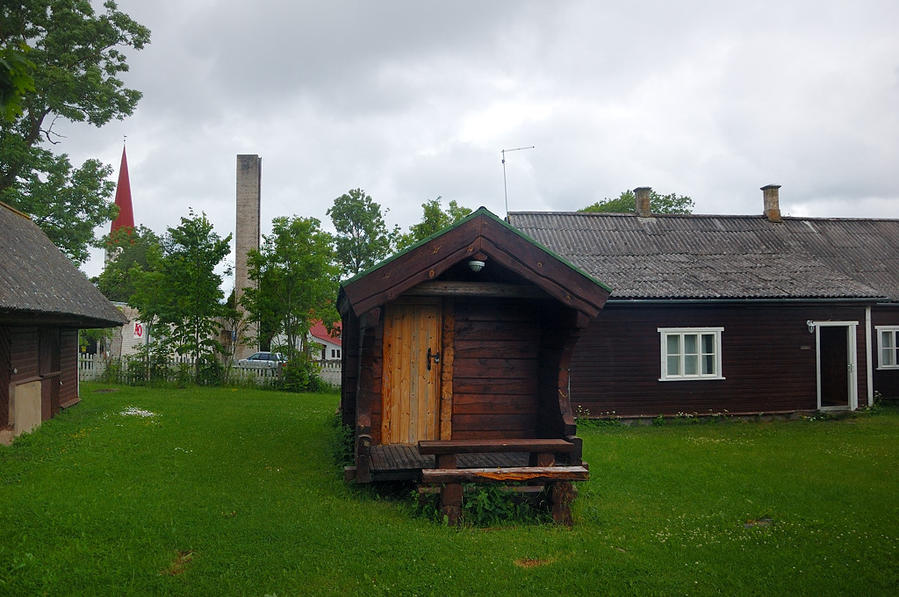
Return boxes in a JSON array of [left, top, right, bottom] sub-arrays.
[[634, 187, 652, 217], [761, 184, 782, 222]]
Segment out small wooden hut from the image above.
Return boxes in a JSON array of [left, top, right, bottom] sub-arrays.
[[1, 202, 126, 444], [338, 208, 610, 523]]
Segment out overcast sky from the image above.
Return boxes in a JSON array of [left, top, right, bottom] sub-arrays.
[[62, 0, 899, 282]]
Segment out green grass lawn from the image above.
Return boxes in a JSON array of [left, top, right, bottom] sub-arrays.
[[1, 384, 896, 596]]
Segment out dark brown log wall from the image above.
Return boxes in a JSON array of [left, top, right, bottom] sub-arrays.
[[451, 298, 541, 439], [571, 303, 870, 416], [340, 310, 360, 428], [9, 327, 39, 383], [873, 306, 899, 399], [59, 329, 78, 408], [0, 326, 9, 426], [4, 326, 82, 427], [359, 310, 383, 444]]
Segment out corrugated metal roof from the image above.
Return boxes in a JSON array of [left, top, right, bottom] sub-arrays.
[[508, 212, 899, 301], [0, 203, 127, 326]]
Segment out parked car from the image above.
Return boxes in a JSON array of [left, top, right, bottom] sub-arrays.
[[237, 352, 287, 370]]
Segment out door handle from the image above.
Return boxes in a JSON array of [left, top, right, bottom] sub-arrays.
[[427, 347, 440, 370]]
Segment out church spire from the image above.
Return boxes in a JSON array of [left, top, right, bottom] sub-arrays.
[[110, 145, 134, 233]]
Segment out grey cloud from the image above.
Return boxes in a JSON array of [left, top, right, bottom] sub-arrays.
[[60, 0, 899, 281]]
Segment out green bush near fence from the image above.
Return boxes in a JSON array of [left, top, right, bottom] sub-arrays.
[[93, 354, 330, 392]]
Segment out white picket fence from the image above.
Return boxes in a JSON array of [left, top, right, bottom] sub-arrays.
[[78, 354, 341, 387]]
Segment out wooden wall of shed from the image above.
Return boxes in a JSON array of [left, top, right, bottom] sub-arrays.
[[340, 310, 360, 428], [359, 310, 384, 444], [2, 326, 81, 427], [9, 326, 39, 383], [59, 329, 78, 408], [571, 303, 870, 416], [0, 326, 10, 426], [873, 305, 899, 398], [450, 298, 541, 439]]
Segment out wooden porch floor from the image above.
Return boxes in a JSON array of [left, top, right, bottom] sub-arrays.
[[369, 444, 528, 482]]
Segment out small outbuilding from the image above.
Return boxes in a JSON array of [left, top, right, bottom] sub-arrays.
[[1, 202, 127, 444], [338, 208, 611, 523]]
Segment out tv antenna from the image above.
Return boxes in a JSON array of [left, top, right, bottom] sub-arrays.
[[501, 145, 534, 215]]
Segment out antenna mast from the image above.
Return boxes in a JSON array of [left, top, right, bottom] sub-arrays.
[[501, 145, 534, 216]]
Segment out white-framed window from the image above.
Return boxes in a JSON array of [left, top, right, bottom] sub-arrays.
[[876, 326, 899, 369], [658, 327, 724, 381]]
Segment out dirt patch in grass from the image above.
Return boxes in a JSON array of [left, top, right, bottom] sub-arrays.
[[514, 557, 555, 568], [161, 550, 195, 576], [744, 517, 773, 528], [93, 388, 119, 393]]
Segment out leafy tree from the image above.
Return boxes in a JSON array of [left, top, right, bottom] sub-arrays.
[[580, 190, 694, 215], [0, 0, 150, 262], [95, 225, 162, 302], [327, 188, 398, 278], [397, 196, 472, 250], [219, 291, 252, 376], [242, 216, 339, 359], [0, 41, 34, 121], [131, 210, 231, 379]]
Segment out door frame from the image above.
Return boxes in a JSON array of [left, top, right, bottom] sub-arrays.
[[812, 320, 858, 411]]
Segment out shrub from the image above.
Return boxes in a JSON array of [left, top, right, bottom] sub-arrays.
[[329, 411, 355, 467], [195, 355, 224, 386], [278, 355, 327, 393]]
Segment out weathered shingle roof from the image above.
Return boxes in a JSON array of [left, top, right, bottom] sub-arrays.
[[0, 202, 127, 327], [508, 212, 899, 301]]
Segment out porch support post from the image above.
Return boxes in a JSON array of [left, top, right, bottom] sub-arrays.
[[550, 481, 576, 526]]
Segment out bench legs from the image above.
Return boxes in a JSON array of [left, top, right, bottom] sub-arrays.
[[435, 481, 576, 526], [440, 483, 463, 525], [550, 481, 576, 526]]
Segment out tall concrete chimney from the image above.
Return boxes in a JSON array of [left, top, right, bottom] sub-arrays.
[[235, 154, 261, 359], [634, 187, 652, 217], [761, 184, 782, 222]]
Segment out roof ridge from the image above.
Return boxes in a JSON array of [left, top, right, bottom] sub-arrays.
[[509, 210, 899, 222]]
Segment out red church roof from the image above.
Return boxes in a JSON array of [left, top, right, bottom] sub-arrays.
[[110, 146, 134, 232]]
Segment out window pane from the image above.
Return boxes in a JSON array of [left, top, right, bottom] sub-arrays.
[[685, 355, 698, 375], [684, 334, 697, 354], [702, 354, 715, 375], [702, 333, 715, 353], [667, 355, 680, 375], [883, 331, 894, 349], [885, 348, 897, 367], [667, 334, 680, 355]]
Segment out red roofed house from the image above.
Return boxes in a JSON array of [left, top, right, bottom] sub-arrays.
[[309, 320, 341, 361]]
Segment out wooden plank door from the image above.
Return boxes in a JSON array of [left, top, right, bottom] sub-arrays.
[[382, 300, 442, 444]]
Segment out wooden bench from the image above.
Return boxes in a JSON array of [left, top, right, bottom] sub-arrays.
[[417, 439, 588, 525]]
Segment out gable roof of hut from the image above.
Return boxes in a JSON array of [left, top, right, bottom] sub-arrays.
[[339, 207, 611, 319]]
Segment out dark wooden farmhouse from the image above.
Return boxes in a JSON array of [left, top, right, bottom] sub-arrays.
[[509, 186, 899, 418], [0, 202, 127, 444], [338, 208, 610, 523]]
